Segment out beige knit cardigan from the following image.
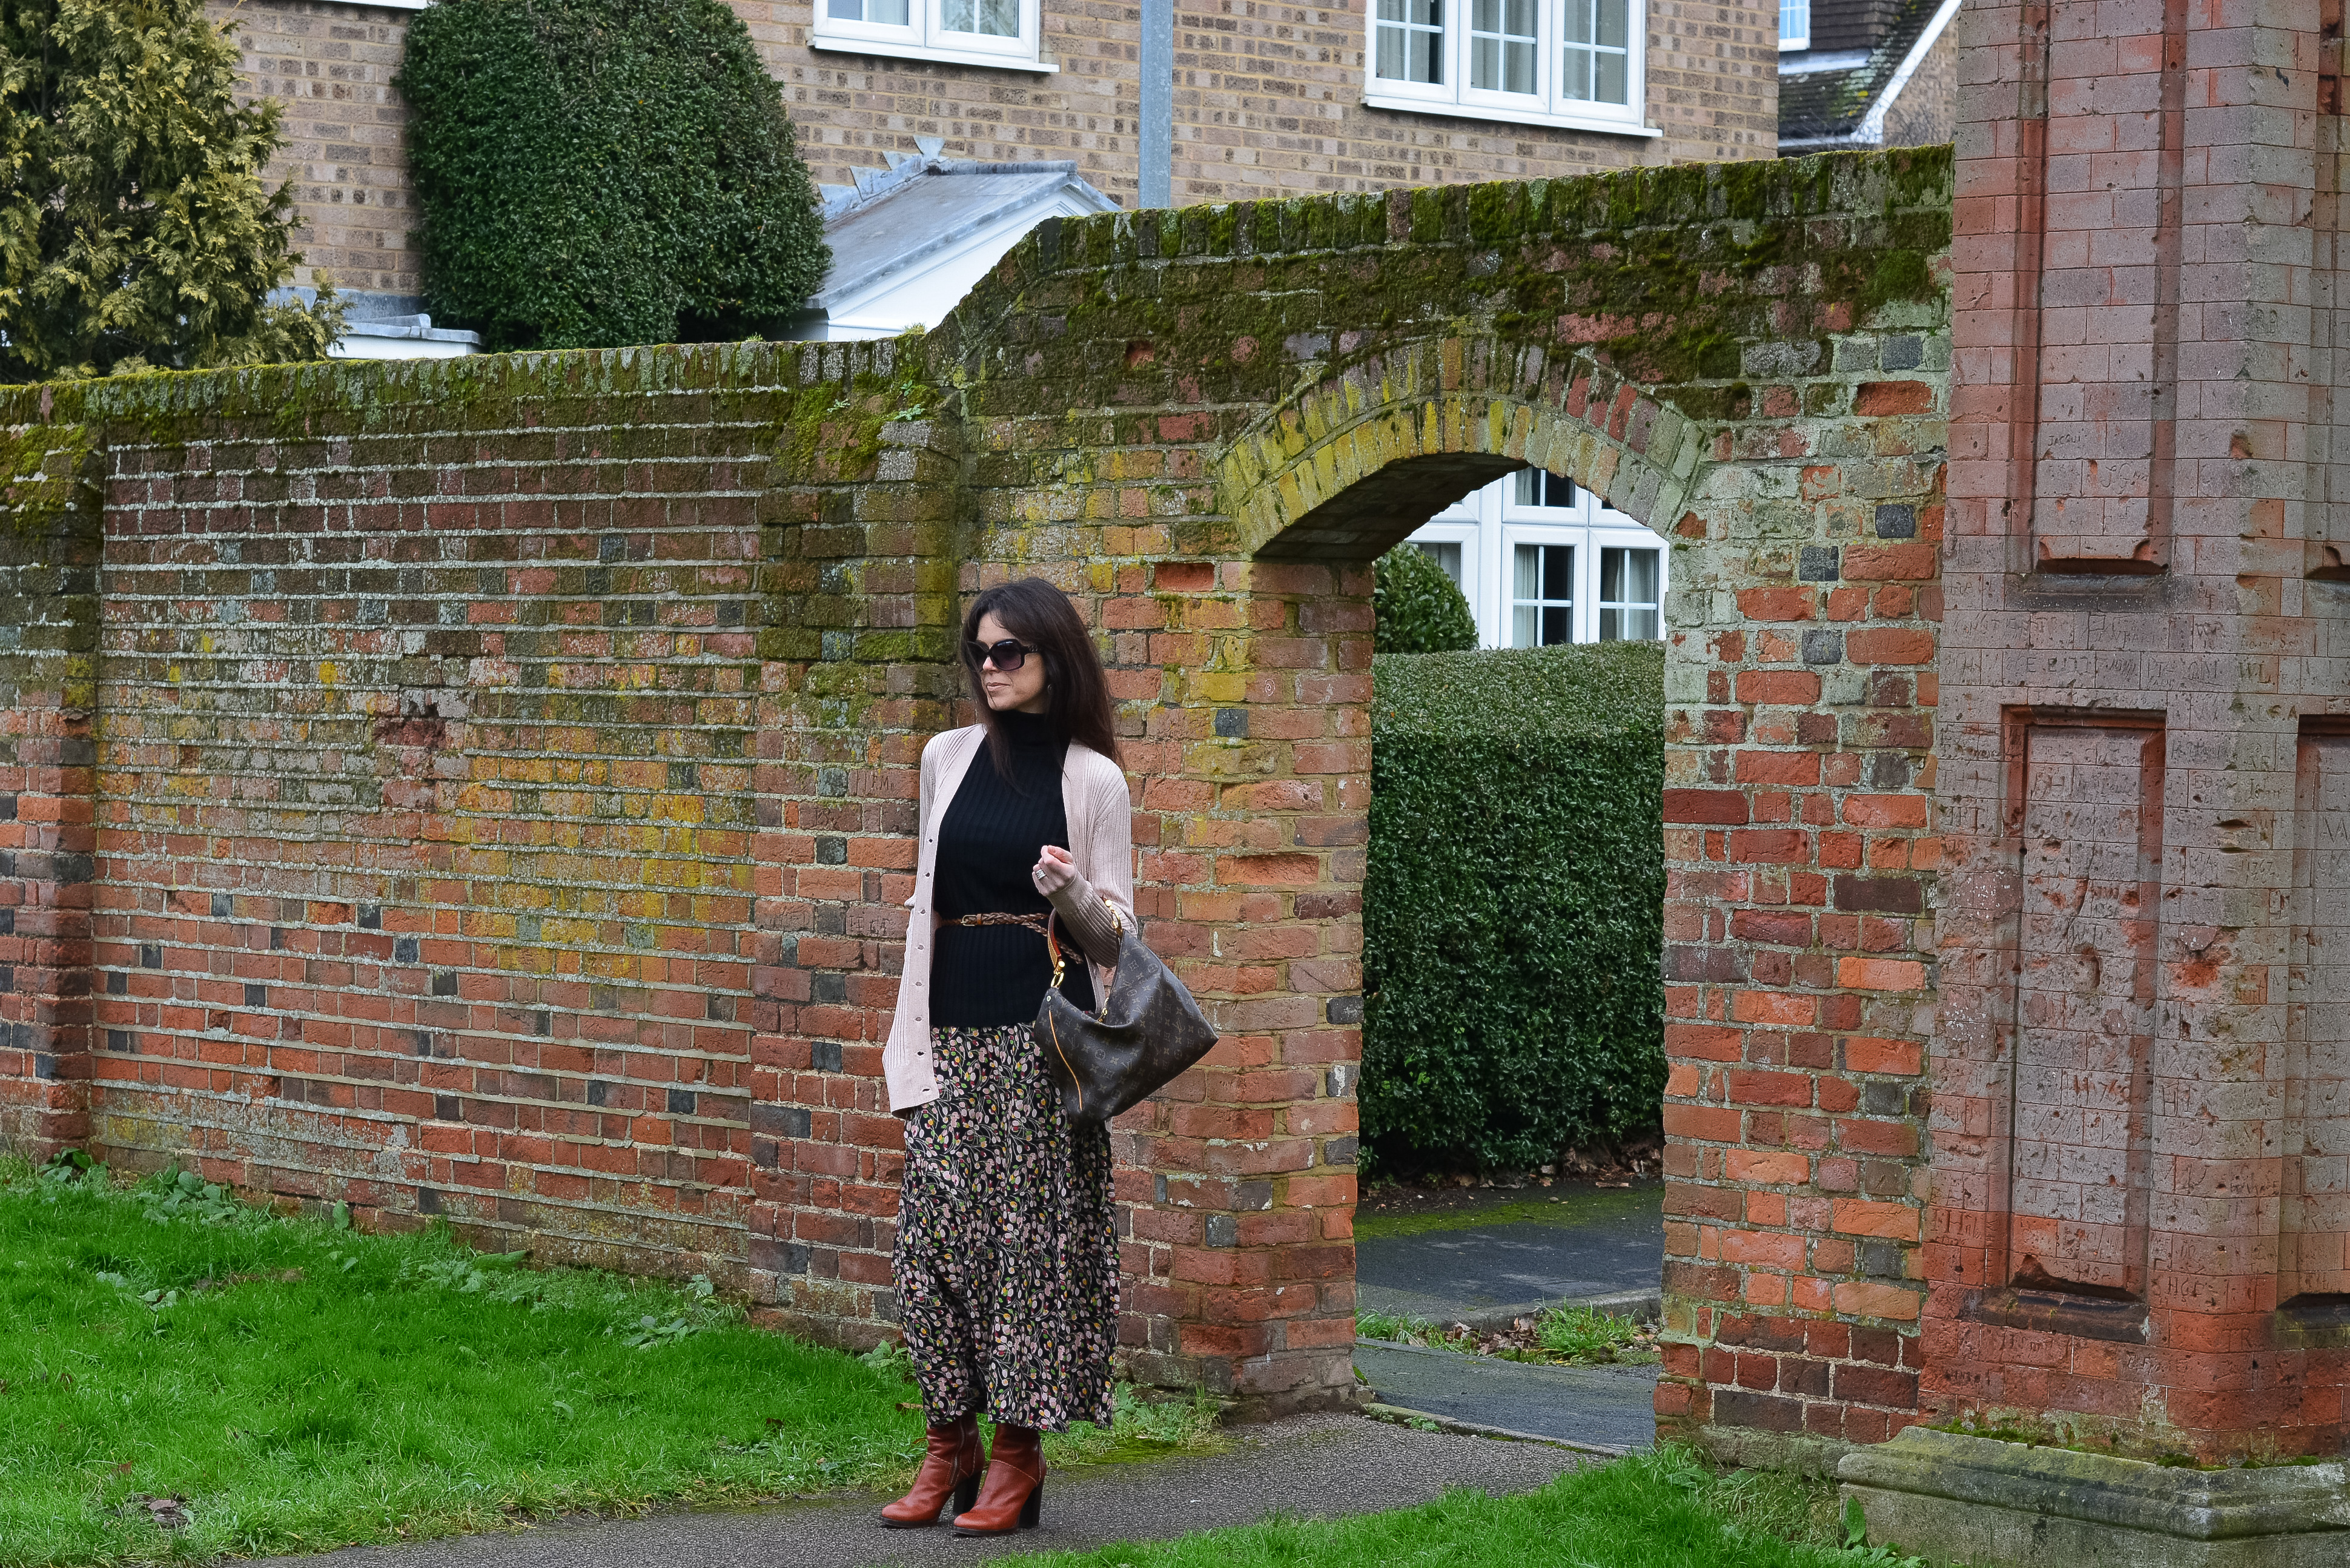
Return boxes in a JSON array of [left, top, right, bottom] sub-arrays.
[[884, 724, 1135, 1114]]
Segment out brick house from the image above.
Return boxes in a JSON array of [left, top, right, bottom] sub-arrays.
[[218, 0, 1778, 329]]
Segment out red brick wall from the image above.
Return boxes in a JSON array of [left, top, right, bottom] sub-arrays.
[[0, 157, 1953, 1433]]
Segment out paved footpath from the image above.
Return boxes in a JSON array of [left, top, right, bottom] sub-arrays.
[[1355, 1180, 1664, 1330], [247, 1415, 1585, 1568], [1354, 1341, 1658, 1451]]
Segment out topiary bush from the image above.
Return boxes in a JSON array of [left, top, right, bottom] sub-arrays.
[[1374, 543, 1478, 653], [1363, 641, 1666, 1173], [397, 0, 829, 352]]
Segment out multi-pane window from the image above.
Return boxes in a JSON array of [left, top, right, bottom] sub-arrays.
[[1471, 0, 1539, 95], [1778, 0, 1809, 49], [1560, 0, 1629, 105], [1598, 546, 1661, 640], [1512, 543, 1575, 647], [1368, 0, 1646, 130], [815, 0, 1043, 68], [1405, 466, 1668, 647], [1377, 0, 1446, 82]]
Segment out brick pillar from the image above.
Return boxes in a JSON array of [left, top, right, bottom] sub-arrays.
[[1108, 554, 1365, 1417], [0, 423, 99, 1157], [1933, 0, 2340, 1458]]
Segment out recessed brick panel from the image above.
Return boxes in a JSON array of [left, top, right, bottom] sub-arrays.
[[2005, 718, 2162, 1300]]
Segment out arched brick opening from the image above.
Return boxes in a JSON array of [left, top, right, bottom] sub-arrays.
[[1220, 338, 1701, 562]]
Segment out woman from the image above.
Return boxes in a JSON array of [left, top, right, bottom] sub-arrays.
[[878, 576, 1133, 1537]]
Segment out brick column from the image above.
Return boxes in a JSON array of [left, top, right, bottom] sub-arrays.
[[1933, 0, 2341, 1459], [0, 423, 99, 1157], [1105, 554, 1366, 1416]]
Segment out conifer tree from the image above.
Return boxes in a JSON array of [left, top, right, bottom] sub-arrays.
[[0, 0, 343, 381]]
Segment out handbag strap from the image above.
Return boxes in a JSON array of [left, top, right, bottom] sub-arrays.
[[1041, 896, 1125, 992]]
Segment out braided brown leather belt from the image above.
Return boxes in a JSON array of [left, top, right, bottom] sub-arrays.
[[948, 911, 1051, 933]]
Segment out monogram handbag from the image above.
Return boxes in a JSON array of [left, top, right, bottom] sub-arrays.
[[1036, 904, 1219, 1126]]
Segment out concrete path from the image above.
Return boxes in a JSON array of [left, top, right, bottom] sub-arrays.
[[244, 1414, 1585, 1568], [1353, 1340, 1659, 1452], [1354, 1179, 1664, 1330]]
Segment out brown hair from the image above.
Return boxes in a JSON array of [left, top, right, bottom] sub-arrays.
[[960, 577, 1120, 776]]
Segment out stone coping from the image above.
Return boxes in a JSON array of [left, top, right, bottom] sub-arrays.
[[1838, 1427, 2350, 1542]]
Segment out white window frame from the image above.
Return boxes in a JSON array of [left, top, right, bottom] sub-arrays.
[[811, 0, 1056, 74], [1403, 468, 1669, 647], [1409, 521, 1477, 595], [1592, 531, 1666, 641], [1502, 524, 1581, 647], [1778, 0, 1810, 51], [1363, 0, 1658, 137]]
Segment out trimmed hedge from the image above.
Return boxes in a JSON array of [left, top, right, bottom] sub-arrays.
[[1363, 641, 1666, 1173], [1373, 543, 1477, 653], [397, 0, 828, 352]]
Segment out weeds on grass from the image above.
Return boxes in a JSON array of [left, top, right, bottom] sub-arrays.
[[1048, 1385, 1226, 1466], [1355, 1304, 1658, 1366], [1531, 1305, 1648, 1363]]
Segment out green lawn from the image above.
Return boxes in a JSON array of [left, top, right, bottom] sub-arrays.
[[1021, 1447, 1919, 1568], [1, 1152, 1909, 1568], [0, 1154, 1209, 1567]]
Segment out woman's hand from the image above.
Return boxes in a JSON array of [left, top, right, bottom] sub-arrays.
[[1033, 843, 1079, 897]]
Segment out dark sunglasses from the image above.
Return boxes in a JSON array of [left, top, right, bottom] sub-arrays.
[[967, 638, 1037, 672]]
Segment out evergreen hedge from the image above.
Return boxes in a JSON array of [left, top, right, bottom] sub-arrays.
[[1363, 641, 1666, 1173], [1373, 543, 1477, 653], [397, 0, 828, 352]]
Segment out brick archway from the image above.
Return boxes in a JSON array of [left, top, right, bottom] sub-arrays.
[[1218, 336, 1702, 562]]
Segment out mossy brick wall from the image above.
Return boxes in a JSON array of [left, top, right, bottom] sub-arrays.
[[0, 148, 1953, 1439]]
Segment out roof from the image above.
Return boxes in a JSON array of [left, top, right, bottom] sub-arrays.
[[812, 148, 1120, 315], [1777, 0, 1959, 152]]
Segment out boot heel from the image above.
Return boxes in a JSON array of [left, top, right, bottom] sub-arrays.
[[1019, 1483, 1042, 1529], [954, 1470, 981, 1515]]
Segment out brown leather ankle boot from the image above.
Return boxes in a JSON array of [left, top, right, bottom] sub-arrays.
[[952, 1422, 1045, 1536], [878, 1414, 984, 1528]]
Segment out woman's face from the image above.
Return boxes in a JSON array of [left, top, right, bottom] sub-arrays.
[[974, 612, 1050, 715]]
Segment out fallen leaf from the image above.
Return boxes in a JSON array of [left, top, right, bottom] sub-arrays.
[[896, 1400, 922, 1411]]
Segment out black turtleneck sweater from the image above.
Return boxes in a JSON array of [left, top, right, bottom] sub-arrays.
[[931, 709, 1097, 1027]]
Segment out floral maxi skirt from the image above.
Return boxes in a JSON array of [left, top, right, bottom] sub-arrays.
[[892, 1022, 1119, 1431]]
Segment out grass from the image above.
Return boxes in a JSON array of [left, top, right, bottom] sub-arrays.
[[1357, 1303, 1659, 1366], [1351, 1182, 1658, 1242], [0, 1153, 1216, 1567], [1014, 1444, 1924, 1568], [1533, 1306, 1649, 1362]]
